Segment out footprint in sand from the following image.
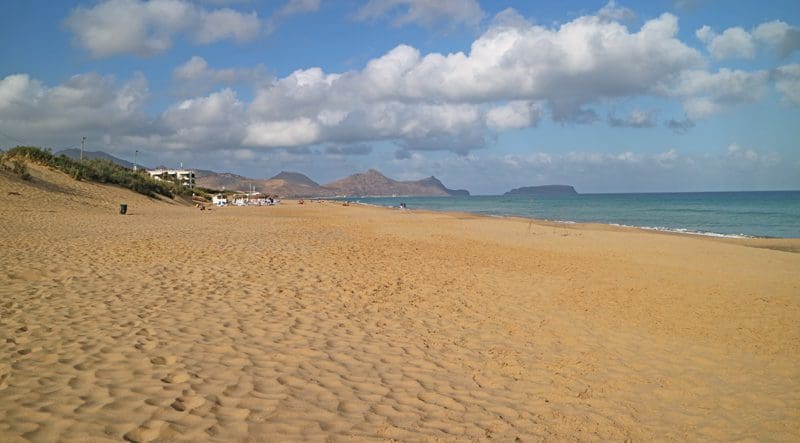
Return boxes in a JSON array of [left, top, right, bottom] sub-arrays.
[[123, 420, 168, 443], [150, 355, 177, 365], [0, 363, 9, 390], [170, 393, 206, 412], [161, 370, 191, 384], [134, 339, 157, 351]]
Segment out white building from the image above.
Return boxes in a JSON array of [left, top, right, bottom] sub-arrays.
[[147, 169, 196, 189]]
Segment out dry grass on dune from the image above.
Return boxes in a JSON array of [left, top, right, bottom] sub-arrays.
[[1, 163, 799, 441]]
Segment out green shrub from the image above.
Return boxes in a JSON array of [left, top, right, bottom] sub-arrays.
[[4, 146, 174, 198], [69, 167, 83, 181], [11, 159, 31, 180]]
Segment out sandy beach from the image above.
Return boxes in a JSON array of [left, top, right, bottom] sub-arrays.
[[1, 164, 799, 441]]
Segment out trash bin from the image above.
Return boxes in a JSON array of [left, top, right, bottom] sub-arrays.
[[119, 203, 127, 215]]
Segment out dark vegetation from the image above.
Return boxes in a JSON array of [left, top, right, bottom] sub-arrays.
[[0, 146, 186, 198]]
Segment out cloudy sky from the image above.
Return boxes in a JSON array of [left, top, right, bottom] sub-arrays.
[[1, 0, 799, 193]]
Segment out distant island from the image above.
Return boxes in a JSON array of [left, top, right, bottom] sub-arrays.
[[504, 185, 578, 196]]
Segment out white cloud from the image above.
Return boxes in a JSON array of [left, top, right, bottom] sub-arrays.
[[566, 151, 644, 166], [396, 11, 700, 109], [695, 25, 714, 43], [697, 20, 800, 60], [753, 20, 800, 57], [773, 64, 800, 106], [163, 89, 243, 128], [193, 8, 259, 44], [245, 61, 488, 150], [277, 0, 321, 16], [355, 0, 485, 28], [0, 72, 254, 154], [317, 109, 349, 126], [655, 148, 679, 165], [159, 88, 247, 150], [0, 74, 44, 115], [727, 143, 759, 162], [672, 0, 700, 11], [52, 5, 720, 154], [248, 67, 342, 121], [9, 6, 794, 162], [265, 0, 321, 34], [696, 25, 755, 59], [64, 0, 261, 57], [681, 97, 720, 119], [597, 0, 636, 23], [486, 101, 542, 129], [244, 118, 322, 147], [500, 152, 553, 169], [726, 143, 780, 170], [242, 8, 703, 151], [172, 56, 269, 95], [666, 69, 768, 118], [0, 72, 151, 147], [173, 56, 210, 80], [608, 109, 657, 128]]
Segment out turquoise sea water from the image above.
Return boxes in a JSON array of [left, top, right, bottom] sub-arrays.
[[341, 191, 800, 238]]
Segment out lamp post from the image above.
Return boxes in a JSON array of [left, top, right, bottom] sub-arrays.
[[80, 136, 86, 161], [134, 150, 138, 171]]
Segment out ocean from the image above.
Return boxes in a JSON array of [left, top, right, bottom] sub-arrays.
[[339, 191, 800, 239]]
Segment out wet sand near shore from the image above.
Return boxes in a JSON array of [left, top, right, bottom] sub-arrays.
[[2, 164, 799, 441]]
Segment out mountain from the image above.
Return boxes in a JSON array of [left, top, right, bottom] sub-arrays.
[[196, 170, 335, 197], [56, 149, 141, 169], [324, 169, 470, 197], [260, 171, 334, 198], [194, 171, 262, 191], [269, 171, 320, 188], [56, 150, 469, 198], [414, 176, 470, 197], [198, 168, 469, 198], [504, 185, 578, 196]]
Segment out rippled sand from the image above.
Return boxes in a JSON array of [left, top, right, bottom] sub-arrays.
[[1, 164, 799, 441]]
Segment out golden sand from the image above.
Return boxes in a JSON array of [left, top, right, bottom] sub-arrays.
[[1, 163, 799, 441]]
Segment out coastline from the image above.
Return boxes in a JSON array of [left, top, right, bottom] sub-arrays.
[[343, 199, 800, 250], [339, 191, 800, 239], [2, 168, 799, 441]]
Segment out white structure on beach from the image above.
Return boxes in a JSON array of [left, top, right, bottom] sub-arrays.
[[212, 194, 228, 206], [147, 169, 196, 189]]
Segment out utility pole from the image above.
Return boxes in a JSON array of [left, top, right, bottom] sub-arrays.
[[80, 136, 86, 161], [134, 150, 139, 171]]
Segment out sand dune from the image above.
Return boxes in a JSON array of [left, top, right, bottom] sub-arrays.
[[1, 164, 799, 441]]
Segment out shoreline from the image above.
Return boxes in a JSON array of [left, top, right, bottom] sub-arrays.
[[334, 199, 800, 251], [333, 192, 800, 240]]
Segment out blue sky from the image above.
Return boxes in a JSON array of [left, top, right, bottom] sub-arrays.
[[1, 0, 799, 193]]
